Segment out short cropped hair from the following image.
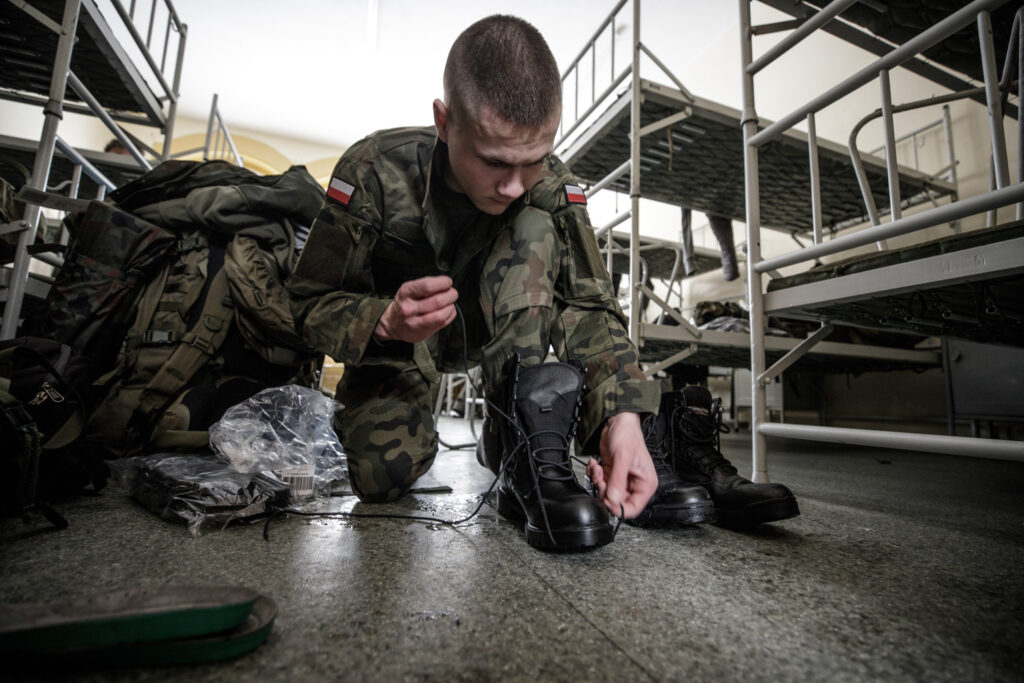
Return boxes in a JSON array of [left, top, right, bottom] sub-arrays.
[[443, 15, 561, 129]]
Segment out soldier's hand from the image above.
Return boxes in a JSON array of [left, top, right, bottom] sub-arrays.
[[374, 275, 459, 344], [586, 412, 657, 519]]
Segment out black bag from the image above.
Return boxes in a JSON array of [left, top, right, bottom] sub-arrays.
[[0, 337, 109, 527]]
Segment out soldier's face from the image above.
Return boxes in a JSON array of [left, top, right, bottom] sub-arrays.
[[434, 100, 558, 215]]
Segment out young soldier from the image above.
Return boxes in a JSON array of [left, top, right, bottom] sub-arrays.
[[287, 15, 794, 551]]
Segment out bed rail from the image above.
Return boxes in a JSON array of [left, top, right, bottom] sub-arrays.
[[739, 0, 1024, 476]]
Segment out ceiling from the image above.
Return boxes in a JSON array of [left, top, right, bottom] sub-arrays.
[[166, 0, 737, 149]]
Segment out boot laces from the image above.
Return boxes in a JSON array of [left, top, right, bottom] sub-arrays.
[[640, 417, 673, 476], [498, 386, 584, 547], [514, 430, 577, 482], [671, 397, 735, 475]]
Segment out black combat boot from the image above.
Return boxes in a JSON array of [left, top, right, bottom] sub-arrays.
[[475, 414, 500, 475], [485, 354, 614, 551], [627, 410, 715, 527], [663, 386, 799, 526]]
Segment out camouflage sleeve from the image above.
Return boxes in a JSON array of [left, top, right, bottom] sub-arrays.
[[549, 204, 661, 453], [285, 151, 390, 365]]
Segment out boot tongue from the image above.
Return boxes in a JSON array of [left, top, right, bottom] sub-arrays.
[[681, 385, 713, 417], [517, 397, 573, 465], [514, 364, 582, 467], [680, 385, 719, 445]]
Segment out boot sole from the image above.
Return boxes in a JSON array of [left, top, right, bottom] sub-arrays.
[[716, 495, 800, 528], [495, 489, 614, 551], [626, 499, 716, 528]]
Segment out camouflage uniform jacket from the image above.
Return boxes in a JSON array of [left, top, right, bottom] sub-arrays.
[[287, 126, 659, 450]]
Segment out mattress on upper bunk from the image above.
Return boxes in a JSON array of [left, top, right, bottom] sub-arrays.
[[561, 82, 956, 235], [639, 329, 940, 373], [0, 0, 167, 126], [779, 0, 1020, 86], [766, 220, 1024, 346], [606, 232, 721, 281]]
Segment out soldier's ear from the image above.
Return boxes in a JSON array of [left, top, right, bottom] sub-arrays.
[[433, 99, 450, 143]]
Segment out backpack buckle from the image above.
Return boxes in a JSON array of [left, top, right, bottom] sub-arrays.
[[142, 330, 175, 345], [176, 235, 202, 253]]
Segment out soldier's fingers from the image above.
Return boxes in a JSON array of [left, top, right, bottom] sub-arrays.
[[399, 286, 458, 318], [409, 304, 457, 337], [586, 458, 607, 498], [419, 286, 459, 312], [618, 491, 647, 519], [601, 455, 629, 515], [619, 457, 657, 519], [401, 275, 454, 300]]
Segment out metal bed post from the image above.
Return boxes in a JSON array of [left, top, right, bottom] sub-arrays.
[[1018, 8, 1023, 219], [978, 10, 1010, 190], [204, 93, 219, 161], [162, 7, 187, 161], [940, 104, 963, 233], [738, 0, 769, 483], [878, 68, 900, 251], [628, 0, 642, 344], [941, 104, 959, 191], [807, 112, 823, 245], [1, 0, 81, 341]]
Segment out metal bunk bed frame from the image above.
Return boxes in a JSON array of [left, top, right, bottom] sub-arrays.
[[1, 0, 187, 339], [555, 0, 946, 380], [1, 1, 245, 341], [738, 0, 1024, 473]]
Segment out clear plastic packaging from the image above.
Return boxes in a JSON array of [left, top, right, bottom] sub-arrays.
[[208, 384, 347, 500], [110, 454, 292, 536]]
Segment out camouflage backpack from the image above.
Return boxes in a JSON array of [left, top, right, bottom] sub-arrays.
[[28, 161, 325, 456]]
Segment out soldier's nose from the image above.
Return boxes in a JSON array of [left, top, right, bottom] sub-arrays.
[[497, 173, 524, 200]]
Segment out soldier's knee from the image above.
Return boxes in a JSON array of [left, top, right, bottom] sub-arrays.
[[342, 436, 434, 505], [345, 443, 437, 504], [349, 477, 411, 504]]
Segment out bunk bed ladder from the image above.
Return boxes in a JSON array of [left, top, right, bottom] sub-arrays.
[[1, 0, 80, 340], [556, 0, 698, 345]]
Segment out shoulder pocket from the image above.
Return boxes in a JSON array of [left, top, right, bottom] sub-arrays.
[[555, 207, 617, 307], [291, 204, 376, 293]]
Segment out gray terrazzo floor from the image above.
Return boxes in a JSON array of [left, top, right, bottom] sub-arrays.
[[2, 417, 1023, 682]]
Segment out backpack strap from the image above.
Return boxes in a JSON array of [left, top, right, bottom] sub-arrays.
[[0, 386, 68, 528], [1, 385, 42, 518], [125, 268, 234, 453]]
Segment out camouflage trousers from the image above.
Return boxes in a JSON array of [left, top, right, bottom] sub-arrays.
[[335, 208, 568, 502]]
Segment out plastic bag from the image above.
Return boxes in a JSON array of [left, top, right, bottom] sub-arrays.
[[209, 384, 346, 500], [110, 454, 292, 537]]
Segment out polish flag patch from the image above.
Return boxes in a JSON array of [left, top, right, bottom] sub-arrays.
[[327, 177, 355, 205], [564, 183, 587, 205]]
